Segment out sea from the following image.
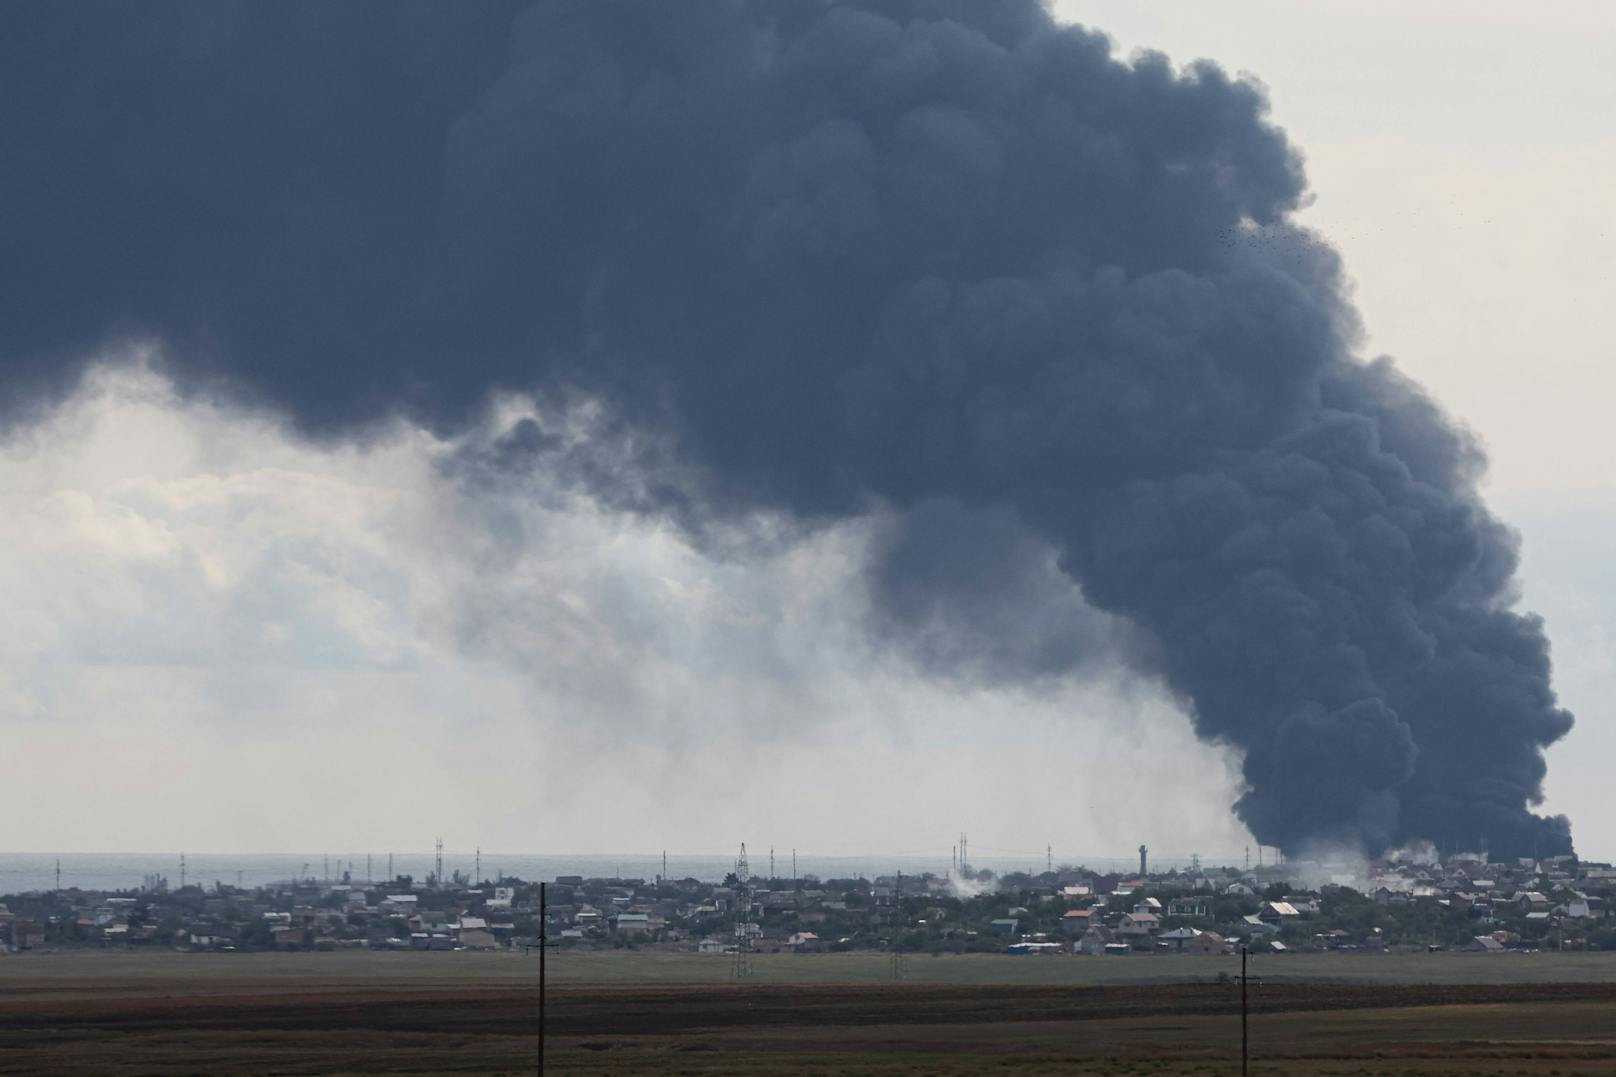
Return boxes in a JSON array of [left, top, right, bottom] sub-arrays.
[[0, 850, 1203, 895]]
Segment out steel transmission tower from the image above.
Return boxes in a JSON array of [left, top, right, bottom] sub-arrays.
[[731, 843, 754, 979]]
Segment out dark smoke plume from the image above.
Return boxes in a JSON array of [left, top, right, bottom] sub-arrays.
[[0, 0, 1573, 857]]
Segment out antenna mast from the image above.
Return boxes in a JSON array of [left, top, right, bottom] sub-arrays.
[[732, 843, 753, 978]]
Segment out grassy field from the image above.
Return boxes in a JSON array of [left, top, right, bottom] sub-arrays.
[[5, 951, 1616, 1074]]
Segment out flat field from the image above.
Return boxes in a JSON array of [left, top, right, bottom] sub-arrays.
[[4, 951, 1616, 1074]]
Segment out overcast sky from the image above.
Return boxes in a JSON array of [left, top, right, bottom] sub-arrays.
[[4, 3, 1612, 863]]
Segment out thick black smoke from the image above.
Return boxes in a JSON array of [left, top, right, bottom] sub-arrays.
[[0, 0, 1573, 857]]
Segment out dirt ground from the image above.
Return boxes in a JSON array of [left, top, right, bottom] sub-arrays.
[[4, 954, 1616, 1074]]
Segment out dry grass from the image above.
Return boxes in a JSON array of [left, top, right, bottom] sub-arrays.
[[4, 951, 1616, 1074]]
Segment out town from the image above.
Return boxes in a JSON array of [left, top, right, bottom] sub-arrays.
[[3, 848, 1613, 959]]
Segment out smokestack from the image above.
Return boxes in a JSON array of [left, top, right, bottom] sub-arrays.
[[1139, 845, 1148, 878], [0, 0, 1574, 859]]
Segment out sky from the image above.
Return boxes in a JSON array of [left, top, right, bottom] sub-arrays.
[[3, 2, 1612, 863]]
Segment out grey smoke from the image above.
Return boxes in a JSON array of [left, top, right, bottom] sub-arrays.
[[0, 0, 1572, 857]]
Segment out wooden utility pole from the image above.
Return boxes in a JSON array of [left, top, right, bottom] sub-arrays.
[[1240, 945, 1249, 1076], [538, 881, 547, 1076]]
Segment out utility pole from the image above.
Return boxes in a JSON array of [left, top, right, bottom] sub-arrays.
[[770, 846, 774, 880], [538, 881, 548, 1076], [890, 869, 905, 981], [1240, 945, 1250, 1076], [791, 848, 796, 883]]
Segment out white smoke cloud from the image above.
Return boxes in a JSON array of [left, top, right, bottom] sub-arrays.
[[0, 358, 1258, 858]]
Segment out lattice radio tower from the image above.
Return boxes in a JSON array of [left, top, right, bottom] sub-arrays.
[[731, 843, 754, 979]]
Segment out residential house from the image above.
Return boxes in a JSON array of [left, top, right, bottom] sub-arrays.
[[1156, 927, 1203, 952], [1074, 926, 1115, 956], [459, 929, 499, 950], [1117, 912, 1159, 938], [1186, 930, 1228, 956], [613, 913, 656, 936], [1258, 901, 1300, 924], [1167, 897, 1208, 919], [1061, 909, 1095, 935], [1241, 915, 1279, 938]]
